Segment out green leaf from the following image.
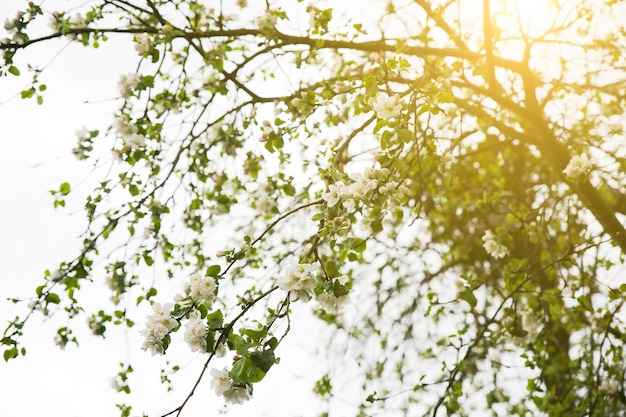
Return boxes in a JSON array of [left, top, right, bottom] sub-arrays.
[[205, 331, 216, 353], [36, 285, 45, 296], [283, 183, 296, 196], [313, 374, 333, 397], [266, 336, 278, 349], [129, 184, 139, 196], [4, 347, 18, 361], [325, 260, 339, 277], [332, 280, 349, 297], [396, 128, 413, 143], [228, 333, 250, 355], [230, 356, 251, 381], [196, 303, 208, 318], [458, 287, 477, 308], [417, 103, 431, 116], [46, 293, 61, 304], [8, 66, 20, 76], [64, 276, 80, 290], [21, 88, 35, 99], [373, 119, 387, 133], [206, 310, 223, 329], [142, 252, 154, 266], [272, 136, 284, 150], [311, 212, 325, 221], [244, 327, 267, 342], [380, 130, 392, 149], [349, 238, 366, 253], [435, 91, 455, 104], [147, 287, 157, 299], [250, 349, 275, 373], [59, 182, 71, 195], [206, 264, 221, 277]]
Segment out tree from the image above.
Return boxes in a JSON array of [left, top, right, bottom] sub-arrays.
[[2, 0, 626, 415]]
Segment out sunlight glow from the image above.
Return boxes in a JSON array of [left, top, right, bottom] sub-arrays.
[[491, 0, 561, 58], [507, 0, 559, 38]]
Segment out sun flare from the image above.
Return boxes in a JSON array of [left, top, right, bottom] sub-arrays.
[[490, 0, 562, 58], [506, 0, 559, 37]]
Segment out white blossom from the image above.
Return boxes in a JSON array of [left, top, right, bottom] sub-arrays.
[[140, 302, 178, 355], [210, 368, 232, 396], [184, 311, 208, 353], [277, 260, 318, 302], [322, 168, 400, 210], [348, 172, 378, 198], [75, 127, 89, 140], [71, 13, 88, 27], [223, 386, 251, 404], [118, 73, 141, 99], [598, 380, 619, 394], [125, 133, 146, 150], [321, 181, 347, 207], [12, 32, 27, 45], [482, 230, 509, 259], [113, 115, 137, 136], [4, 19, 17, 34], [372, 94, 402, 120], [185, 273, 217, 305], [563, 154, 592, 182], [257, 11, 277, 32], [316, 293, 350, 313], [379, 181, 398, 194], [134, 34, 152, 55], [214, 341, 227, 358], [342, 198, 356, 212]]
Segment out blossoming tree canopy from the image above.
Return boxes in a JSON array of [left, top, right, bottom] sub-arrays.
[[2, 0, 626, 415]]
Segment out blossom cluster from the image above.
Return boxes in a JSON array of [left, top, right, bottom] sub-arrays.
[[315, 275, 351, 313], [277, 260, 351, 313], [183, 311, 208, 353], [134, 34, 152, 56], [113, 115, 147, 151], [563, 153, 592, 182], [72, 127, 96, 160], [257, 10, 278, 33], [140, 272, 221, 355], [118, 73, 141, 99], [277, 260, 317, 302], [3, 12, 28, 45], [180, 273, 217, 306], [482, 230, 509, 259], [598, 380, 619, 394], [175, 273, 220, 352], [321, 168, 397, 211], [372, 94, 402, 120], [210, 368, 251, 404], [140, 302, 178, 355]]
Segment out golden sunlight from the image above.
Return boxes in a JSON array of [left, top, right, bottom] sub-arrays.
[[491, 0, 561, 59], [505, 0, 559, 37]]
